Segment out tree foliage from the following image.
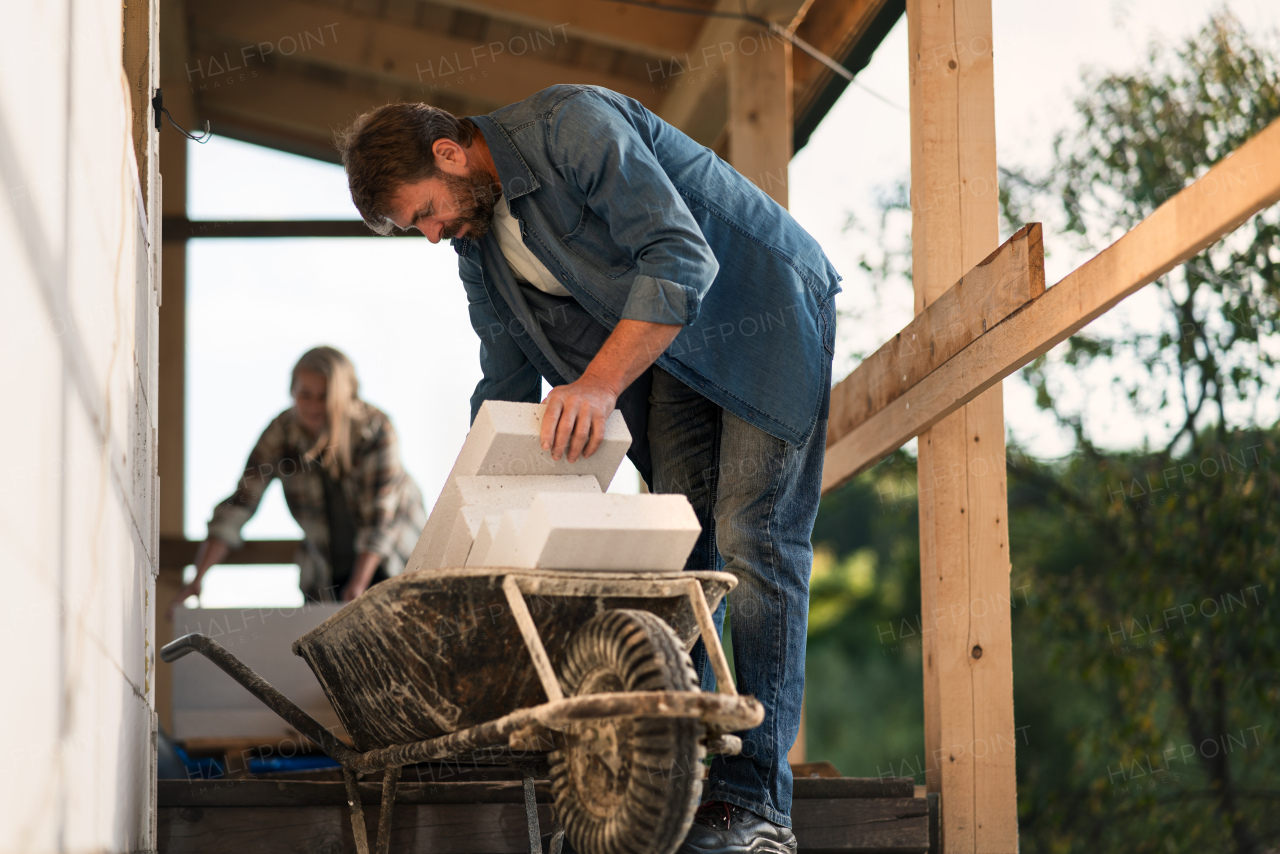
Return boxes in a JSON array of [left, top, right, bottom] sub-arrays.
[[1004, 12, 1280, 454]]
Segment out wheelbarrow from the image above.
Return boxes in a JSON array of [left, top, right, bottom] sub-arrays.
[[161, 567, 763, 854]]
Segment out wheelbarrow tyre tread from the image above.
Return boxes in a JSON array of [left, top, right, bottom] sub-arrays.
[[551, 609, 705, 854]]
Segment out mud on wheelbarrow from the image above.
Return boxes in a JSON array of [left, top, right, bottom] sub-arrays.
[[161, 567, 763, 854]]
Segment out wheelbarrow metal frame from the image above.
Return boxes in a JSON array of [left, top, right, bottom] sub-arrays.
[[161, 569, 761, 854]]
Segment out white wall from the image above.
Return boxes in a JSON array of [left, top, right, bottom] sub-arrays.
[[0, 0, 159, 851]]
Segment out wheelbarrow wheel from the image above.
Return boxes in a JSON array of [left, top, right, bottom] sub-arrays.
[[549, 609, 706, 854]]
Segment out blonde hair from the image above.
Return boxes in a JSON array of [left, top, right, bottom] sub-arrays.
[[291, 346, 361, 478]]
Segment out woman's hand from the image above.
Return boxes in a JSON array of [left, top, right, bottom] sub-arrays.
[[166, 577, 203, 621], [166, 537, 230, 620], [340, 553, 383, 602], [339, 578, 367, 602]]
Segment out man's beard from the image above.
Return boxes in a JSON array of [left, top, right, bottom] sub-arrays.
[[439, 168, 498, 241]]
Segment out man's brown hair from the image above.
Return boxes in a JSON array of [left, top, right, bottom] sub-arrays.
[[336, 103, 478, 235]]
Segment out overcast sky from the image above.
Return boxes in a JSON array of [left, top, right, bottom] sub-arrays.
[[183, 0, 1280, 606]]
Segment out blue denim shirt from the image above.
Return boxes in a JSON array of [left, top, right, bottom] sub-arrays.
[[453, 85, 840, 446]]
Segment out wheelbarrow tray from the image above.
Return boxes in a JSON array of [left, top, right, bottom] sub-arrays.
[[293, 568, 736, 753]]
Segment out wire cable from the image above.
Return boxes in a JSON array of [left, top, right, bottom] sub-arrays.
[[151, 89, 212, 143], [597, 0, 906, 111]]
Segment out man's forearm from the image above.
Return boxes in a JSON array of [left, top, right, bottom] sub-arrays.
[[540, 318, 682, 462], [581, 318, 682, 396]]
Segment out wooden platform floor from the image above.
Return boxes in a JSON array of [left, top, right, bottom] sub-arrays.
[[158, 774, 934, 853]]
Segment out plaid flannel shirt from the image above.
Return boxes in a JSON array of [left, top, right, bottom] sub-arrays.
[[207, 403, 426, 597]]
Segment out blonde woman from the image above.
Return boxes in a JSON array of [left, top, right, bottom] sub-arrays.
[[170, 346, 426, 610]]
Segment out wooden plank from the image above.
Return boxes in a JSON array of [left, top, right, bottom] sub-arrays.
[[122, 0, 158, 212], [156, 797, 928, 853], [792, 798, 929, 853], [827, 223, 1042, 452], [822, 115, 1280, 490], [794, 777, 917, 799], [964, 391, 1016, 848], [728, 24, 793, 205], [159, 780, 549, 807], [904, 1, 1017, 852], [157, 776, 919, 807], [157, 803, 554, 854], [160, 537, 300, 570], [157, 0, 197, 734], [160, 219, 415, 241]]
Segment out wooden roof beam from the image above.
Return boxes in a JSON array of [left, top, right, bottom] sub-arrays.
[[186, 0, 657, 118], [192, 65, 470, 164], [416, 0, 707, 59], [656, 0, 810, 145], [791, 0, 896, 121]]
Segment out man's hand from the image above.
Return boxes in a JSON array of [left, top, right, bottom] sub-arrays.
[[540, 318, 683, 463], [541, 374, 620, 462]]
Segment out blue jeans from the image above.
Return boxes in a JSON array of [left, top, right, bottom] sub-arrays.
[[646, 367, 829, 828]]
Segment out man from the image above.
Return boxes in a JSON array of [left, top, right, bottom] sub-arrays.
[[338, 84, 839, 853]]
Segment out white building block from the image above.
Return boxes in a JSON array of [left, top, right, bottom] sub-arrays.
[[456, 474, 601, 508], [480, 510, 531, 568], [445, 475, 601, 567], [441, 506, 488, 568], [464, 513, 506, 568], [407, 402, 631, 571], [518, 493, 701, 571], [440, 475, 601, 567]]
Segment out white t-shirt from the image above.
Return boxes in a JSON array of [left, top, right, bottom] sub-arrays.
[[491, 194, 570, 297]]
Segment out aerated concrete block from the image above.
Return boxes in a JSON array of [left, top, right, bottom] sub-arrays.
[[441, 506, 488, 568], [407, 402, 631, 571], [464, 513, 505, 568], [440, 475, 601, 568], [479, 510, 531, 568], [456, 474, 601, 508], [515, 493, 701, 571]]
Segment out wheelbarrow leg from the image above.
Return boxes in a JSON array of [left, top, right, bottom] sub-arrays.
[[548, 816, 565, 854], [374, 765, 400, 854], [521, 770, 542, 854], [342, 768, 371, 854]]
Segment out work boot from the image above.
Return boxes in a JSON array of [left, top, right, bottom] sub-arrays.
[[676, 801, 798, 854]]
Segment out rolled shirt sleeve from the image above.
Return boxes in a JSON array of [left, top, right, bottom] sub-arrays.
[[549, 90, 719, 327]]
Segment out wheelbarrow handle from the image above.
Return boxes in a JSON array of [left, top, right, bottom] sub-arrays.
[[160, 633, 206, 662], [160, 632, 361, 767]]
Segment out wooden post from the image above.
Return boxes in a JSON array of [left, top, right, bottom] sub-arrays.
[[907, 1, 1017, 851], [729, 25, 793, 207], [727, 25, 808, 765], [156, 0, 195, 733]]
